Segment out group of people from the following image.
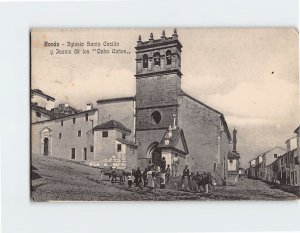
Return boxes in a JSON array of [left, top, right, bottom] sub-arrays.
[[127, 163, 170, 189], [120, 156, 215, 194]]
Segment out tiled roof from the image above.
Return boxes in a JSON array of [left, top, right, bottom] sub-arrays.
[[97, 96, 135, 104], [158, 128, 189, 155], [31, 104, 55, 118], [116, 138, 137, 148], [93, 120, 131, 132], [248, 146, 286, 163], [31, 89, 55, 101], [32, 108, 97, 124]]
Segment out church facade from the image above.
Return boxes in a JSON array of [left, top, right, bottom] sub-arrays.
[[31, 29, 233, 185]]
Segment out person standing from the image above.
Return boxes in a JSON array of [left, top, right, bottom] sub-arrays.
[[172, 155, 179, 177], [147, 166, 155, 189], [135, 167, 142, 187], [166, 165, 171, 183], [161, 157, 166, 173], [127, 173, 133, 188], [181, 165, 190, 191], [142, 167, 148, 187]]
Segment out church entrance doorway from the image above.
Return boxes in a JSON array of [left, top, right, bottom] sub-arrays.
[[43, 137, 49, 156], [147, 142, 162, 167], [152, 148, 162, 167]]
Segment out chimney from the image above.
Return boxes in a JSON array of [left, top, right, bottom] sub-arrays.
[[86, 103, 93, 110], [233, 128, 237, 153]]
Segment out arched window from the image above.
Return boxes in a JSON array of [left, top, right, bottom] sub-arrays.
[[142, 54, 148, 68], [166, 50, 172, 65], [153, 52, 160, 66], [151, 111, 161, 124]]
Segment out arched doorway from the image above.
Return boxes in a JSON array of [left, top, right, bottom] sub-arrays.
[[43, 137, 49, 156], [152, 148, 162, 166], [147, 142, 162, 166], [40, 127, 52, 156]]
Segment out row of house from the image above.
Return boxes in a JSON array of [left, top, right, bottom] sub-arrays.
[[248, 126, 300, 189]]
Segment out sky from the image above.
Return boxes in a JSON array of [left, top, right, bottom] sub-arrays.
[[31, 28, 299, 168]]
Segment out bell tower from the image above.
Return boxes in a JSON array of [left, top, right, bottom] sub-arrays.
[[135, 29, 183, 168]]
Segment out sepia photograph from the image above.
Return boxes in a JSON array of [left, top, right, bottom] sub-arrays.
[[30, 28, 300, 201]]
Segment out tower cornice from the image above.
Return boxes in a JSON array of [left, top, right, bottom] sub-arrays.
[[135, 37, 182, 52], [135, 69, 182, 79]]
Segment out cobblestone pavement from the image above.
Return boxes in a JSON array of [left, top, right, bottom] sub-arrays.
[[31, 155, 298, 201]]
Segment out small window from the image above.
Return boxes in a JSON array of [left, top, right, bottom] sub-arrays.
[[73, 118, 76, 124], [151, 111, 161, 124], [166, 50, 172, 65], [117, 144, 122, 152], [122, 133, 126, 139], [90, 146, 94, 152], [83, 147, 87, 161], [274, 154, 278, 158], [213, 163, 217, 172], [229, 159, 233, 163], [59, 133, 62, 139], [85, 113, 88, 122], [78, 130, 81, 137], [71, 148, 75, 159], [61, 121, 63, 126], [102, 131, 108, 138], [143, 54, 148, 68], [153, 52, 160, 66], [36, 112, 41, 117]]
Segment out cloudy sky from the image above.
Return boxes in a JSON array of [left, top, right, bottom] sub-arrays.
[[31, 28, 299, 168]]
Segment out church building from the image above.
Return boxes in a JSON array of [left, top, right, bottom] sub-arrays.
[[31, 29, 233, 185]]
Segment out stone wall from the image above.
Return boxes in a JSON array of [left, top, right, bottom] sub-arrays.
[[96, 99, 135, 141], [136, 74, 181, 108], [136, 129, 167, 169], [177, 95, 230, 185], [94, 129, 116, 161], [31, 110, 98, 161]]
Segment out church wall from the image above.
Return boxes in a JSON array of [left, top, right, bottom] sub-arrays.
[[220, 128, 231, 180], [178, 95, 230, 184], [126, 146, 138, 170], [96, 100, 135, 141], [135, 106, 177, 130], [136, 74, 181, 108], [31, 110, 98, 161], [136, 129, 167, 169]]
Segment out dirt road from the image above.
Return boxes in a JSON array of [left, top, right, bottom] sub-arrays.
[[31, 155, 298, 201]]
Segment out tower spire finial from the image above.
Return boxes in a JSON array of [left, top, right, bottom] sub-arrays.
[[161, 30, 166, 40], [149, 32, 154, 40], [137, 35, 142, 45], [172, 28, 178, 39]]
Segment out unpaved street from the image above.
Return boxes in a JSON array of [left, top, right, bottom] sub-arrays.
[[31, 155, 298, 201]]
